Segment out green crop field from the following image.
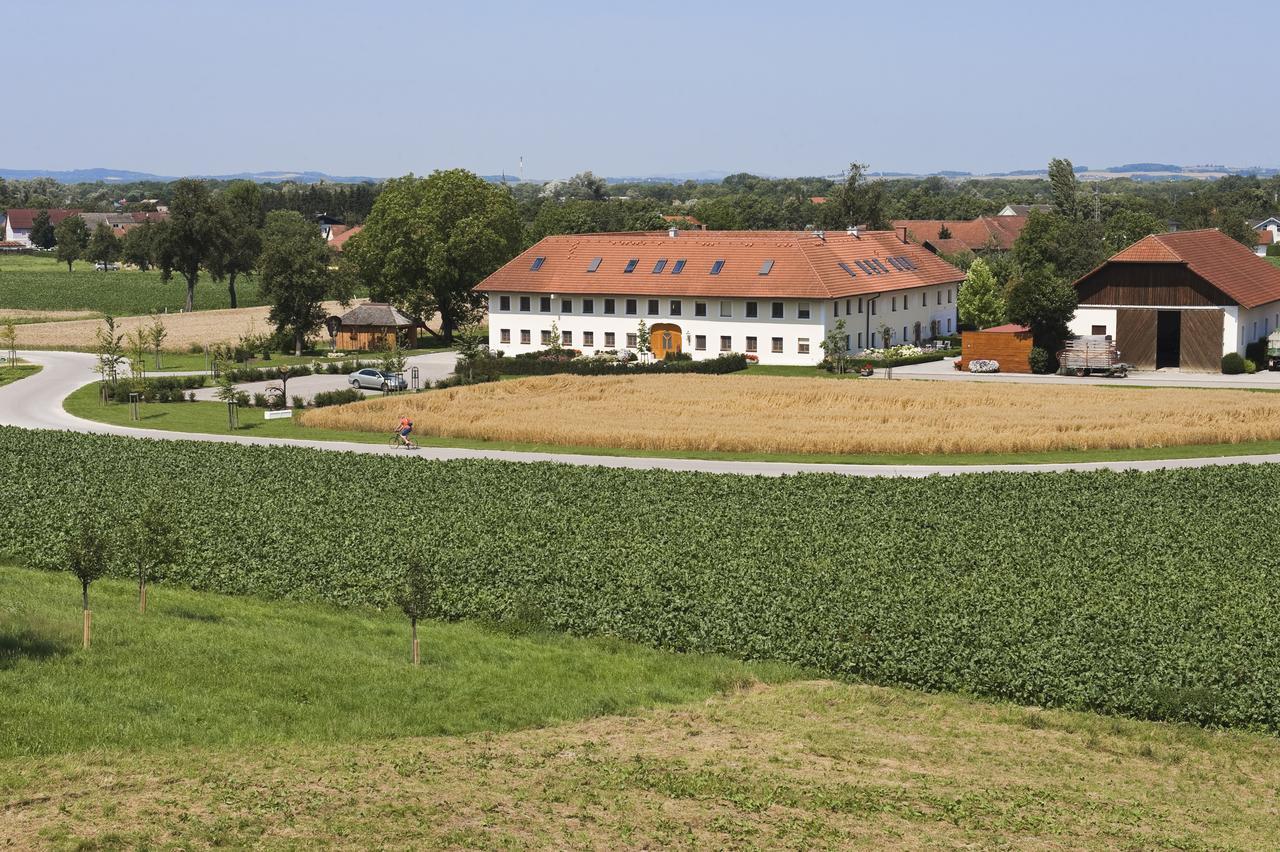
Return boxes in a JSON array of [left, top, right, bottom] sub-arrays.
[[0, 253, 266, 314], [2, 426, 1279, 733]]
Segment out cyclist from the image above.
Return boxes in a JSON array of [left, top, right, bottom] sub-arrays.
[[396, 415, 416, 449]]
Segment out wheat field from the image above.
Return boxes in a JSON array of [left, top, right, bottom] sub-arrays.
[[13, 301, 350, 350], [299, 373, 1280, 456]]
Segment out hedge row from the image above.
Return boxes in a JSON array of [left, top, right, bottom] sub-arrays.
[[494, 352, 748, 376], [1, 426, 1277, 732]]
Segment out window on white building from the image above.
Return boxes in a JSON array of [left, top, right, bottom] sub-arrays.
[[520, 329, 531, 344], [833, 300, 839, 317], [695, 302, 707, 317], [746, 301, 758, 318], [798, 338, 810, 354], [670, 300, 682, 316], [500, 329, 510, 344], [540, 330, 551, 345], [772, 302, 784, 319], [583, 331, 594, 347], [771, 337, 783, 353], [540, 296, 552, 312], [798, 302, 811, 320], [626, 332, 637, 348], [719, 335, 732, 351], [947, 288, 952, 303], [746, 336, 757, 352], [582, 298, 594, 314], [561, 298, 572, 314], [857, 332, 863, 348], [720, 301, 732, 317], [625, 299, 637, 315], [499, 295, 510, 311], [562, 330, 572, 346], [647, 299, 659, 315], [604, 298, 615, 314], [519, 296, 530, 312], [604, 332, 615, 347], [695, 335, 706, 350], [891, 296, 897, 312], [947, 318, 953, 333]]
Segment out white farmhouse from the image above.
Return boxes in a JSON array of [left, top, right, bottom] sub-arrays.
[[477, 229, 964, 366], [2, 208, 82, 247]]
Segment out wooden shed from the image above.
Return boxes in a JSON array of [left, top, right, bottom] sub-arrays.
[[332, 303, 417, 351], [960, 323, 1034, 372]]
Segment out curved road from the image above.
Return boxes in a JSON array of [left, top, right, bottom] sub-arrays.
[[4, 350, 1280, 477]]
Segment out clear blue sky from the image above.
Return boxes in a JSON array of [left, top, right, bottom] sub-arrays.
[[9, 0, 1268, 179]]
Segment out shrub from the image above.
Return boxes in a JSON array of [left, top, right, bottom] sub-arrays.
[[1245, 336, 1269, 368], [291, 395, 307, 410], [495, 352, 748, 377], [1222, 352, 1246, 374], [1028, 347, 1050, 374], [313, 388, 365, 407], [251, 393, 268, 408], [1245, 358, 1258, 375], [188, 343, 204, 354]]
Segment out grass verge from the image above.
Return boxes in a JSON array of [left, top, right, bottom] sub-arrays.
[[0, 564, 795, 758], [65, 379, 1280, 465], [0, 363, 40, 388], [4, 677, 1278, 848]]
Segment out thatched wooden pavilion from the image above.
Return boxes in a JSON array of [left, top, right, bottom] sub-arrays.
[[331, 303, 417, 351]]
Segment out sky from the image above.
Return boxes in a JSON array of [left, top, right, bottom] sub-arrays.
[[5, 1, 1270, 180]]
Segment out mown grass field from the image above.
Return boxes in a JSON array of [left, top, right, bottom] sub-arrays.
[[3, 565, 1278, 849], [301, 372, 1280, 455], [0, 362, 40, 388], [0, 253, 267, 315]]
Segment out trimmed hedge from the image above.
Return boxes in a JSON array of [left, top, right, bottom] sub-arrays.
[[853, 349, 959, 368], [494, 352, 748, 376], [312, 388, 365, 407], [2, 426, 1280, 732]]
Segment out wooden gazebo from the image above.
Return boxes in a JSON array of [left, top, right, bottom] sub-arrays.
[[332, 303, 417, 351]]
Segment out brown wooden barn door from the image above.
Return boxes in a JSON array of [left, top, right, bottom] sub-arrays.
[[1116, 309, 1156, 369], [1180, 310, 1224, 373]]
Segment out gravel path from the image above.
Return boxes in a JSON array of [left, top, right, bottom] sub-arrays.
[[4, 350, 1280, 478]]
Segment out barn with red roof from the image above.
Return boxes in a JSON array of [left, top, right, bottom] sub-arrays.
[[1070, 229, 1280, 371]]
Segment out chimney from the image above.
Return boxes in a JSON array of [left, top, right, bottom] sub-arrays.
[[815, 230, 825, 242], [667, 226, 678, 238], [898, 226, 908, 244], [849, 225, 859, 239]]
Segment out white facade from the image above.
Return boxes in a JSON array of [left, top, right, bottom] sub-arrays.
[[1069, 301, 1280, 358], [487, 285, 957, 366], [3, 220, 30, 245]]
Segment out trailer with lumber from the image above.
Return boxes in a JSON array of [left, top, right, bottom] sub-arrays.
[[1058, 335, 1128, 377]]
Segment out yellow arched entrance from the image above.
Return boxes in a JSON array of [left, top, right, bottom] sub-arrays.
[[650, 323, 682, 359]]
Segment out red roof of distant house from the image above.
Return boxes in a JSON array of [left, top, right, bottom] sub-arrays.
[[4, 208, 82, 229], [130, 211, 168, 224], [980, 323, 1031, 333], [809, 196, 828, 204], [662, 214, 703, 226], [1080, 229, 1280, 309], [329, 224, 363, 251], [893, 215, 1028, 252], [477, 230, 964, 300], [1258, 229, 1274, 246]]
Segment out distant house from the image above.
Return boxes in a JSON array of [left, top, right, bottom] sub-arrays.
[[809, 196, 828, 205], [317, 213, 345, 241], [997, 203, 1053, 217], [3, 208, 83, 246], [327, 224, 363, 251], [892, 215, 1028, 256], [1252, 216, 1280, 256], [1070, 229, 1280, 371], [334, 302, 417, 351]]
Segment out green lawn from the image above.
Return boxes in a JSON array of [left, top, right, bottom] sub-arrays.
[[0, 253, 266, 314], [0, 565, 795, 758], [3, 564, 1278, 848], [0, 363, 40, 388], [139, 345, 450, 373], [66, 380, 1280, 465]]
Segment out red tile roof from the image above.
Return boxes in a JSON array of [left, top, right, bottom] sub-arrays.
[[662, 214, 703, 227], [893, 215, 1028, 252], [329, 224, 363, 251], [477, 230, 964, 300], [1258, 229, 1274, 246], [979, 323, 1031, 333], [4, 208, 82, 229], [1083, 229, 1280, 309]]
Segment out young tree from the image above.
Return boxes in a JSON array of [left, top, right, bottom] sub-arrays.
[[66, 525, 111, 649], [257, 210, 344, 355], [394, 560, 433, 665], [0, 319, 16, 368], [1005, 267, 1078, 357], [956, 257, 1007, 330], [93, 316, 126, 388], [121, 221, 156, 270], [125, 327, 148, 377], [85, 222, 121, 267], [153, 179, 228, 311], [54, 214, 90, 271], [28, 209, 56, 249], [130, 504, 179, 613], [148, 315, 168, 370], [548, 320, 562, 353], [215, 181, 265, 309], [1048, 157, 1080, 219], [820, 318, 850, 372], [635, 319, 650, 360], [344, 170, 521, 344]]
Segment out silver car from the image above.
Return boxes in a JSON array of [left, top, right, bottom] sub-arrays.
[[349, 368, 407, 391]]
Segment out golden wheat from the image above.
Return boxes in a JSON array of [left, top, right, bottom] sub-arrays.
[[299, 373, 1280, 456]]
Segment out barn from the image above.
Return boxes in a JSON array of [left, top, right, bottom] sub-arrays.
[[1070, 229, 1280, 372]]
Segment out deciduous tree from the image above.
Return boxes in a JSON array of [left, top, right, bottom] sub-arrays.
[[956, 257, 1006, 330], [257, 210, 345, 355], [1005, 267, 1078, 357], [29, 209, 56, 249], [153, 179, 228, 311], [66, 524, 111, 649], [121, 221, 156, 270], [1049, 157, 1081, 219], [1011, 210, 1108, 284], [53, 214, 90, 271], [395, 559, 433, 665], [344, 171, 521, 344], [85, 222, 121, 267], [215, 181, 264, 308], [131, 503, 179, 613]]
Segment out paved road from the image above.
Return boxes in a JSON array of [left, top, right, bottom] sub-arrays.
[[893, 357, 1280, 389], [5, 350, 1280, 478], [187, 352, 461, 402]]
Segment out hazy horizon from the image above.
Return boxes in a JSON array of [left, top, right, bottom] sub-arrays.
[[8, 1, 1270, 181]]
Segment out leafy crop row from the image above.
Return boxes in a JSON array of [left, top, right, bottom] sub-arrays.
[[1, 426, 1277, 731]]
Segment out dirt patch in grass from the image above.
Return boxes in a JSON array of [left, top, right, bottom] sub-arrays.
[[5, 681, 1278, 849], [302, 372, 1280, 455]]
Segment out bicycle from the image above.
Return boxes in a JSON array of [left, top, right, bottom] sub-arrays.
[[388, 432, 418, 450]]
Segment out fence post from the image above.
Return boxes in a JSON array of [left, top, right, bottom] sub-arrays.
[[129, 392, 140, 421]]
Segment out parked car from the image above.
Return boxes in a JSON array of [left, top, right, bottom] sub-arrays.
[[349, 368, 407, 391], [93, 262, 120, 271]]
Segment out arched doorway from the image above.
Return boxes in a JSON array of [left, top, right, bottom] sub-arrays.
[[650, 323, 682, 359]]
